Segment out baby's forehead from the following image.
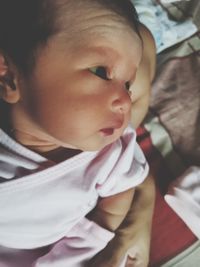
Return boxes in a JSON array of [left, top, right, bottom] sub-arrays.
[[44, 20, 142, 75], [40, 1, 142, 65], [53, 25, 142, 67], [53, 1, 138, 40], [55, 8, 141, 49]]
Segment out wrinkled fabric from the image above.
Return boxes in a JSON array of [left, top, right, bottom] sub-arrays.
[[0, 126, 148, 266]]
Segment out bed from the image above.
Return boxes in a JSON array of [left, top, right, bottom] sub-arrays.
[[135, 0, 200, 266]]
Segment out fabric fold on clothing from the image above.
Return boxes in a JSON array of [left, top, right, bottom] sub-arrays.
[[0, 126, 148, 266]]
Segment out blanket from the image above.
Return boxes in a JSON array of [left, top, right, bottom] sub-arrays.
[[136, 1, 200, 266]]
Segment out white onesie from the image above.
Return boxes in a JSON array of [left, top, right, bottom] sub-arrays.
[[0, 126, 149, 267]]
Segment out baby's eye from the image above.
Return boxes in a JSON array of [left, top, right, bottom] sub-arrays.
[[89, 66, 109, 80]]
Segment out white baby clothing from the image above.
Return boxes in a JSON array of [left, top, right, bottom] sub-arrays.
[[0, 126, 149, 266]]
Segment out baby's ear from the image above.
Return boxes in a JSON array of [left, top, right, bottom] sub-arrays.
[[0, 53, 20, 103]]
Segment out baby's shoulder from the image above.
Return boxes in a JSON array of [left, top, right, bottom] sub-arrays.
[[139, 23, 156, 81], [130, 23, 156, 101]]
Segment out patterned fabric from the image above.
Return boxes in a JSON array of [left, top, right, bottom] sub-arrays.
[[149, 35, 200, 166], [136, 1, 200, 266], [156, 0, 200, 27]]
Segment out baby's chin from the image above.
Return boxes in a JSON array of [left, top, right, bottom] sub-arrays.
[[75, 133, 123, 152], [57, 125, 126, 152]]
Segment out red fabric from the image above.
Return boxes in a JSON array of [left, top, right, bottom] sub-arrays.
[[136, 126, 197, 267]]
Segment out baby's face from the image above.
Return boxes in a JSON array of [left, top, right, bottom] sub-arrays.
[[17, 11, 142, 151]]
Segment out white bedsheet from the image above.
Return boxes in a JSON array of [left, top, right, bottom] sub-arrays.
[[165, 166, 200, 239]]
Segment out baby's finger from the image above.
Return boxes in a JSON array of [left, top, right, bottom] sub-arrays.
[[125, 256, 136, 267], [125, 256, 148, 267]]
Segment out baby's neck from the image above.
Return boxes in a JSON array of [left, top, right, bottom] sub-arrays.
[[11, 129, 82, 162], [0, 100, 12, 134], [0, 101, 82, 163], [39, 147, 82, 163]]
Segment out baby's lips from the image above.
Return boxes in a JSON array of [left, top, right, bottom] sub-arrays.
[[100, 128, 115, 136]]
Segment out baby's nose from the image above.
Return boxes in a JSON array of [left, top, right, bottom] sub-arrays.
[[111, 88, 132, 114]]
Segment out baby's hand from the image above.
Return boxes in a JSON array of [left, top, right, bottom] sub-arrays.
[[125, 237, 150, 267], [86, 237, 126, 267], [87, 231, 150, 267]]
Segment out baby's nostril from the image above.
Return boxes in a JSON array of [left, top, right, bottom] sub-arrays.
[[125, 81, 130, 91]]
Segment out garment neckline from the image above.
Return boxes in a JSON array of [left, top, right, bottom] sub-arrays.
[[0, 128, 95, 165]]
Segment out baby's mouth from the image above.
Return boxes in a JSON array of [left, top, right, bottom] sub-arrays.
[[100, 128, 115, 136], [100, 118, 124, 137]]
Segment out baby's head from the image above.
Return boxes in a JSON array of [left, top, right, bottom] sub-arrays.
[[0, 0, 143, 152], [0, 0, 140, 74]]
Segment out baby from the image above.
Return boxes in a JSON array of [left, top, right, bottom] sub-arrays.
[[0, 0, 155, 267]]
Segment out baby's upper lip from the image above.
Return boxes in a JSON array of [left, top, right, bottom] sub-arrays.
[[100, 119, 124, 131]]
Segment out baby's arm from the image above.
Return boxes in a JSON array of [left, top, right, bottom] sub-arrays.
[[88, 174, 155, 267], [116, 174, 155, 266], [87, 188, 135, 232]]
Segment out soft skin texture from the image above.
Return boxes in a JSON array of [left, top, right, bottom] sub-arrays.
[[130, 24, 156, 128], [0, 6, 156, 267]]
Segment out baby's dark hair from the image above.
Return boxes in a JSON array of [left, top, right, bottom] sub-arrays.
[[0, 0, 139, 75]]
